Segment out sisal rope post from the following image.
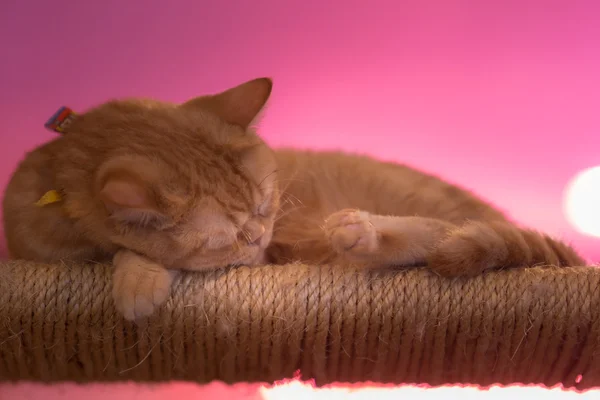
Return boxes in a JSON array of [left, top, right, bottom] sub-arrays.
[[0, 261, 599, 389]]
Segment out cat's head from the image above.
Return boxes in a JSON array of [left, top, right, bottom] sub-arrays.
[[65, 78, 278, 269]]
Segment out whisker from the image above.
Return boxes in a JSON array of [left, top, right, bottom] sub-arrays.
[[259, 169, 280, 187], [274, 176, 308, 185], [276, 179, 304, 194], [272, 203, 308, 223], [273, 197, 298, 212], [233, 238, 242, 252], [283, 236, 325, 244], [242, 230, 251, 242], [280, 192, 305, 208]]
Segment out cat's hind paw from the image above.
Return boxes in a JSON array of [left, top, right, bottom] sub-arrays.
[[427, 222, 502, 277], [112, 250, 177, 321], [324, 209, 379, 259]]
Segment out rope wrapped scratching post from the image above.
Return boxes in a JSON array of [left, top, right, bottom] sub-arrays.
[[0, 261, 599, 389]]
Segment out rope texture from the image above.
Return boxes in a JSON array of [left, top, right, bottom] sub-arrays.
[[0, 261, 599, 389]]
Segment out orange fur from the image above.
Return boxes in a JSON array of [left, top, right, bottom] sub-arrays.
[[2, 78, 586, 320]]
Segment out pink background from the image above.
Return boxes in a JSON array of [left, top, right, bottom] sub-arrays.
[[1, 0, 599, 398]]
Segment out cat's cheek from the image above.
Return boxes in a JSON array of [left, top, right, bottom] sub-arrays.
[[204, 232, 236, 250], [252, 249, 268, 265]]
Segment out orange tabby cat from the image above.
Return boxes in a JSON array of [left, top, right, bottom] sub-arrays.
[[2, 78, 585, 320]]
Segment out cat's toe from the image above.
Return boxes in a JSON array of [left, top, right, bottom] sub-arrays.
[[112, 252, 176, 320], [112, 287, 137, 321], [325, 209, 379, 258], [324, 208, 363, 229]]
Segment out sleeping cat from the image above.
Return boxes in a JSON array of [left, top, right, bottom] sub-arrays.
[[2, 77, 585, 320]]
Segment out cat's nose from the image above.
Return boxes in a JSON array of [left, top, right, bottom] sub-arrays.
[[244, 222, 265, 245]]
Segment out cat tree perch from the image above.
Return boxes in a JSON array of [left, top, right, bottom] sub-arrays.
[[0, 261, 599, 390]]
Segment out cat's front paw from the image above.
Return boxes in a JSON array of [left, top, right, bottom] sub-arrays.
[[324, 209, 379, 259], [112, 250, 178, 321]]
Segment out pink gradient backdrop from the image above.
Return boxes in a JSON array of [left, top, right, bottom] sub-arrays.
[[1, 0, 599, 397]]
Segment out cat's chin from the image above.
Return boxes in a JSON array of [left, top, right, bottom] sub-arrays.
[[245, 248, 268, 265], [229, 247, 267, 267], [174, 245, 266, 270]]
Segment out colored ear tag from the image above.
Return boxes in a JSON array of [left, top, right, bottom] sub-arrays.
[[35, 190, 62, 206], [44, 106, 77, 133]]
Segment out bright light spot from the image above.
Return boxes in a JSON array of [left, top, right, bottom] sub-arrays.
[[259, 380, 596, 400], [564, 166, 600, 238]]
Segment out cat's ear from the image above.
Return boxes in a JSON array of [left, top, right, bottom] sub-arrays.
[[96, 157, 168, 226], [182, 77, 272, 129]]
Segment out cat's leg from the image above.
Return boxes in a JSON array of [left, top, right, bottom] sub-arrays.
[[325, 210, 586, 276], [324, 209, 455, 267], [428, 220, 586, 277], [112, 249, 179, 320]]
